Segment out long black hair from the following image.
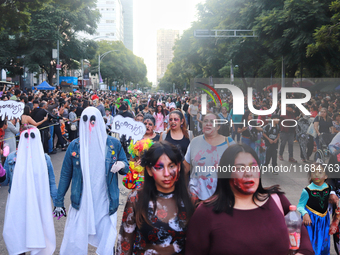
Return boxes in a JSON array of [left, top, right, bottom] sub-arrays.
[[23, 105, 30, 115], [205, 143, 282, 215], [136, 141, 195, 228], [156, 104, 166, 118]]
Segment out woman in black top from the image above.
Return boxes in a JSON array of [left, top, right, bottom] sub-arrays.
[[143, 114, 160, 142], [141, 104, 152, 115], [160, 110, 192, 156]]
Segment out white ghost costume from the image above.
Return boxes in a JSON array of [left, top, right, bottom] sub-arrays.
[[3, 127, 56, 255], [60, 107, 118, 255]]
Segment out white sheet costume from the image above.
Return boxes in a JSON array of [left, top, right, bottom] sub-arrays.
[[60, 107, 118, 255], [3, 127, 56, 255]]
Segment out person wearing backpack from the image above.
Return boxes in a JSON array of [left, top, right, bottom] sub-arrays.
[[263, 115, 280, 173], [237, 111, 262, 150]]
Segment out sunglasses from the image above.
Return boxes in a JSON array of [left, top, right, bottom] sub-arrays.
[[169, 118, 180, 122]]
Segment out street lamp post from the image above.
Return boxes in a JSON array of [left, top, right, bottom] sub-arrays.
[[57, 40, 60, 87], [98, 50, 119, 90]]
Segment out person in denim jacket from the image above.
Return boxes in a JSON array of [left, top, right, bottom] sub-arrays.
[[54, 107, 129, 255]]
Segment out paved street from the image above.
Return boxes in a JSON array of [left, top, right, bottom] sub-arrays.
[[0, 142, 337, 254]]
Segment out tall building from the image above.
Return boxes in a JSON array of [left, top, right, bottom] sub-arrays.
[[121, 0, 133, 52], [157, 29, 179, 83], [79, 0, 124, 42]]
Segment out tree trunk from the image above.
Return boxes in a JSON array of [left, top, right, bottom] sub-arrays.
[[286, 64, 298, 87], [45, 63, 55, 86], [240, 66, 249, 87]]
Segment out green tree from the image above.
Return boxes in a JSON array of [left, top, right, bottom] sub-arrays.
[[162, 0, 340, 88], [5, 0, 100, 85], [254, 0, 333, 79], [307, 0, 340, 76], [0, 0, 50, 33], [90, 40, 148, 90]]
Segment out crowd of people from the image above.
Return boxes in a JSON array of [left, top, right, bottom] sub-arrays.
[[2, 84, 340, 254]]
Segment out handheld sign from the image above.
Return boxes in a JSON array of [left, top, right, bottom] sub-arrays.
[[112, 115, 146, 143], [0, 101, 24, 120]]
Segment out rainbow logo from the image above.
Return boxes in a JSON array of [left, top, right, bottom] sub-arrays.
[[196, 82, 222, 106]]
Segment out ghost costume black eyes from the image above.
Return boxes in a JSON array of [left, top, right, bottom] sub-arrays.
[[24, 132, 35, 139], [90, 115, 96, 125], [83, 115, 88, 122]]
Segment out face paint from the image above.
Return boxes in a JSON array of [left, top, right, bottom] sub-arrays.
[[169, 165, 180, 182], [150, 154, 180, 193], [231, 178, 257, 195], [153, 162, 164, 170], [230, 152, 260, 196]]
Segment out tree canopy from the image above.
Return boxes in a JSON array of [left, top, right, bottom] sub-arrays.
[[0, 0, 50, 33], [89, 40, 148, 90], [0, 0, 100, 85], [159, 0, 340, 92], [0, 0, 150, 89]]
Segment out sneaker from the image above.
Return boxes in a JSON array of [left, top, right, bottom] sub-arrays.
[[62, 148, 67, 151], [301, 158, 307, 162], [48, 150, 57, 155], [279, 155, 284, 161], [289, 158, 297, 163]]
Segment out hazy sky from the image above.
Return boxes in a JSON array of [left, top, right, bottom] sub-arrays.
[[133, 0, 204, 85]]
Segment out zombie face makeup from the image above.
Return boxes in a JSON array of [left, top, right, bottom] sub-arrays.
[[169, 113, 182, 130], [144, 119, 154, 134], [146, 154, 180, 193], [229, 152, 260, 196], [203, 114, 219, 136]]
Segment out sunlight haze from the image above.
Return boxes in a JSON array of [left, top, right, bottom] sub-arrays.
[[133, 0, 204, 85]]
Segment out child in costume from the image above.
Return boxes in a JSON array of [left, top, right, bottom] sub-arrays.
[[123, 138, 154, 190], [297, 163, 336, 255]]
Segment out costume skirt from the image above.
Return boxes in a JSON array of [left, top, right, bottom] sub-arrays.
[[305, 207, 330, 255]]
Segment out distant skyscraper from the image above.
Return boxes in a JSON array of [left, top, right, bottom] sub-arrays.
[[157, 29, 179, 83], [79, 0, 124, 42], [121, 0, 133, 52]]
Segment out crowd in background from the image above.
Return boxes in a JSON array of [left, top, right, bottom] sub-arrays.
[[1, 84, 340, 254]]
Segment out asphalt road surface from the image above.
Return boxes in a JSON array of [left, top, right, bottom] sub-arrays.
[[0, 142, 337, 254]]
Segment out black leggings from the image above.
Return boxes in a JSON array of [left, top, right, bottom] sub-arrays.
[[69, 130, 78, 141], [299, 135, 314, 160], [53, 124, 65, 148], [40, 129, 49, 153]]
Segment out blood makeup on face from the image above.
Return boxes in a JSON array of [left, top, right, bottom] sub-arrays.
[[232, 178, 256, 195], [230, 152, 260, 196], [144, 120, 154, 134]]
